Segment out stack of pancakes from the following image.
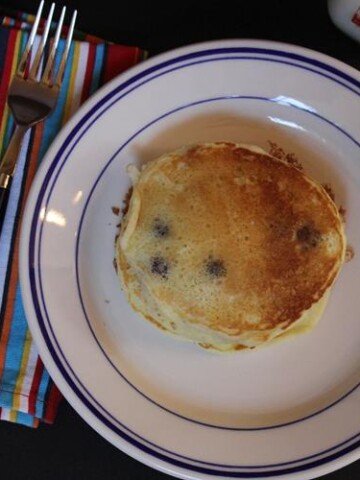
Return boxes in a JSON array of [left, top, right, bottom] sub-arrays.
[[116, 142, 346, 352]]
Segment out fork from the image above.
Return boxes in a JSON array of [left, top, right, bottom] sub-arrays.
[[0, 1, 77, 235]]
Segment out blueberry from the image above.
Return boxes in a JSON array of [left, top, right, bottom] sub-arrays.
[[150, 256, 169, 278], [296, 225, 321, 248], [153, 218, 170, 238], [206, 257, 227, 278]]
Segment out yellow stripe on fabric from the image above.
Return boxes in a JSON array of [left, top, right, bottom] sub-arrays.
[[12, 329, 32, 412], [0, 30, 21, 149], [71, 42, 89, 113], [61, 41, 81, 124], [9, 409, 17, 422]]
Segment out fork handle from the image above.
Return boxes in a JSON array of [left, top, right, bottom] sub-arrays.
[[0, 125, 27, 178], [0, 125, 27, 237]]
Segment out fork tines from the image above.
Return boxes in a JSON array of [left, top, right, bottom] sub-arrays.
[[17, 1, 77, 87]]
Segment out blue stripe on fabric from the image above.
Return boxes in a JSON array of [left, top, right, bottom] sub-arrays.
[[35, 369, 50, 419], [16, 410, 35, 426], [0, 387, 12, 406], [3, 105, 14, 149], [0, 284, 28, 403], [89, 43, 105, 95]]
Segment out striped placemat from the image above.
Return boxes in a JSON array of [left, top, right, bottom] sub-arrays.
[[0, 8, 145, 427]]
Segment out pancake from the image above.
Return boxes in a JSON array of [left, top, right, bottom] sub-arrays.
[[116, 142, 346, 351]]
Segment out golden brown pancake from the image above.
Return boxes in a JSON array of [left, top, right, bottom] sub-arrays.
[[116, 142, 346, 351]]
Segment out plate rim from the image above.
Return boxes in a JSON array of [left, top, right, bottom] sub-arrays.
[[20, 39, 360, 480]]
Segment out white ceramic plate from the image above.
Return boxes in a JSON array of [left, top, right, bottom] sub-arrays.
[[20, 40, 360, 480]]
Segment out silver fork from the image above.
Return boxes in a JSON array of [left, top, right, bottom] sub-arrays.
[[0, 1, 77, 235]]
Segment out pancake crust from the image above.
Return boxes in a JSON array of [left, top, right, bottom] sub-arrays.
[[117, 142, 346, 350]]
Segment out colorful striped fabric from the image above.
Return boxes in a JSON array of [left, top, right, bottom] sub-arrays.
[[0, 10, 145, 427]]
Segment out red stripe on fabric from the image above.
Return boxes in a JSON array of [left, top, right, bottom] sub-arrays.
[[28, 357, 44, 416], [102, 46, 140, 84], [14, 16, 23, 29], [80, 41, 96, 103], [134, 47, 140, 65], [43, 384, 62, 423], [0, 28, 17, 123]]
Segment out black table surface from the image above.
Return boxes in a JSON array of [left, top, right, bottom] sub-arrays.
[[0, 1, 359, 479]]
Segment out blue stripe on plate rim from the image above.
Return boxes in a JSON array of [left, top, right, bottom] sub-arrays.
[[26, 46, 360, 477]]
